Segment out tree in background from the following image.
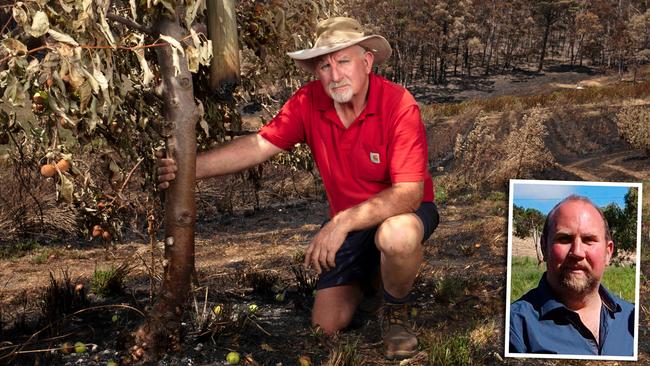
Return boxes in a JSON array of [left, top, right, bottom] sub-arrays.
[[603, 187, 639, 257], [512, 205, 546, 265]]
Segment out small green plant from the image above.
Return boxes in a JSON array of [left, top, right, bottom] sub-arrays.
[[434, 181, 448, 205], [423, 332, 472, 366], [31, 250, 50, 264], [435, 275, 469, 304], [91, 263, 131, 297]]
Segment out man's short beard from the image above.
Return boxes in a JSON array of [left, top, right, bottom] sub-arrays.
[[557, 267, 598, 296], [329, 80, 353, 103]]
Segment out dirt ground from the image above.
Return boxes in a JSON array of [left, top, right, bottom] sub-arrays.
[[1, 65, 650, 365]]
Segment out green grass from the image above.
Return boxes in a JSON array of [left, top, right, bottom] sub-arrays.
[[510, 256, 636, 303], [423, 332, 473, 366], [91, 265, 129, 297], [0, 240, 41, 259], [602, 266, 636, 302], [510, 256, 544, 302]]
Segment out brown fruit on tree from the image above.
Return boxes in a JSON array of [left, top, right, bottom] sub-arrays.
[[56, 159, 71, 173], [40, 164, 57, 177], [92, 225, 102, 238]]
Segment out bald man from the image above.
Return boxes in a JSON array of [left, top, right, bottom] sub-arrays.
[[509, 195, 634, 356]]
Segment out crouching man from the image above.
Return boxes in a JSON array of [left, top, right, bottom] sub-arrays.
[[158, 17, 439, 359]]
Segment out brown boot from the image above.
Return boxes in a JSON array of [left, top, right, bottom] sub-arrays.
[[381, 303, 418, 360]]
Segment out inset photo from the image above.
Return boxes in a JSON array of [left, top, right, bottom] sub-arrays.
[[505, 179, 641, 361]]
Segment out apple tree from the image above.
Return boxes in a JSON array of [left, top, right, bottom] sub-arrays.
[[1, 0, 213, 360]]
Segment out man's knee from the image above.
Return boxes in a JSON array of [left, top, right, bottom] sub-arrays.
[[375, 214, 423, 256], [311, 286, 361, 334]]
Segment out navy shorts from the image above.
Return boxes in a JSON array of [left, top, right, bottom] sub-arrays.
[[316, 202, 439, 290]]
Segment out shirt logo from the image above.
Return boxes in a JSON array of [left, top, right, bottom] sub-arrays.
[[369, 152, 381, 164]]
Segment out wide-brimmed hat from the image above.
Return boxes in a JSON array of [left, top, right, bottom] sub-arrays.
[[287, 17, 392, 73]]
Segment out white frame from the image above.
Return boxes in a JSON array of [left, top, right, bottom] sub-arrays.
[[504, 179, 641, 361]]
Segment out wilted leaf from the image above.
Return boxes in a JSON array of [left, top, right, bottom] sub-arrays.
[[184, 0, 202, 29], [93, 67, 109, 95], [109, 160, 121, 174], [186, 45, 199, 73], [260, 343, 275, 352], [199, 118, 209, 137], [2, 73, 27, 107], [1, 38, 27, 56], [98, 12, 116, 48], [159, 34, 185, 76], [129, 0, 137, 19], [78, 81, 92, 112], [59, 0, 74, 13], [58, 173, 74, 203], [47, 29, 79, 47], [12, 5, 28, 27], [88, 97, 100, 132], [29, 11, 50, 37], [68, 64, 86, 91]]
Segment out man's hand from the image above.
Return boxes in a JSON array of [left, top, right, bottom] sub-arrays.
[[304, 221, 348, 274], [155, 150, 178, 190]]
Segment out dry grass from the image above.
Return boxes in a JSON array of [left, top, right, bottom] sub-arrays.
[[0, 163, 78, 242], [422, 81, 650, 118]]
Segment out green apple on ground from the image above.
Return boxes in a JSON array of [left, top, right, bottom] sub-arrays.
[[226, 351, 240, 364]]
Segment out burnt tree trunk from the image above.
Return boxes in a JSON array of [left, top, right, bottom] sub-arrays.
[[134, 15, 198, 361]]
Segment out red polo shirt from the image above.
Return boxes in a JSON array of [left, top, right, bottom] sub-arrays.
[[258, 73, 434, 217]]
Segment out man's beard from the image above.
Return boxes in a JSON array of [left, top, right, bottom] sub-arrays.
[[329, 80, 353, 103], [557, 264, 598, 296]]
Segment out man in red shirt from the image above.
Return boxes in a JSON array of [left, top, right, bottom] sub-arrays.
[[158, 17, 438, 359]]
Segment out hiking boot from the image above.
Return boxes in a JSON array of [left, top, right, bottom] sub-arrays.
[[381, 303, 418, 360]]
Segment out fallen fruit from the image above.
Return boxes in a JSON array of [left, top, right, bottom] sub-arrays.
[[410, 307, 418, 317], [248, 304, 258, 314], [213, 305, 222, 316], [40, 164, 56, 177], [74, 283, 84, 292], [111, 314, 119, 322], [60, 342, 74, 354], [102, 231, 111, 241], [226, 351, 240, 364], [32, 91, 48, 103], [106, 361, 118, 366], [56, 159, 70, 173], [298, 355, 312, 366], [274, 292, 285, 302], [74, 341, 87, 353]]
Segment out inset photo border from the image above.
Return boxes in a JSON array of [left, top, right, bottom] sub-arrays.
[[505, 179, 641, 361]]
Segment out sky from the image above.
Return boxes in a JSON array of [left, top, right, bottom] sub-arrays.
[[511, 180, 638, 215]]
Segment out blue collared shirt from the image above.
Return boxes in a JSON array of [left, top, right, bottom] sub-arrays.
[[509, 273, 634, 356]]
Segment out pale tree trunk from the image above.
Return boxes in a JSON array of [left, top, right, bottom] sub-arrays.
[[533, 230, 544, 266], [134, 14, 198, 361]]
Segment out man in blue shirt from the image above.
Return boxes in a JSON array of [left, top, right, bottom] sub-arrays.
[[509, 195, 635, 356]]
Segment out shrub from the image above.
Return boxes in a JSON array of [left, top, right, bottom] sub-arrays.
[[616, 104, 650, 156]]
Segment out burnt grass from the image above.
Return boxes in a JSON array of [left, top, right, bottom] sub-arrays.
[[8, 191, 646, 366], [0, 197, 512, 366]]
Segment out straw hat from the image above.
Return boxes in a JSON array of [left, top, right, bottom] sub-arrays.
[[287, 17, 392, 73]]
